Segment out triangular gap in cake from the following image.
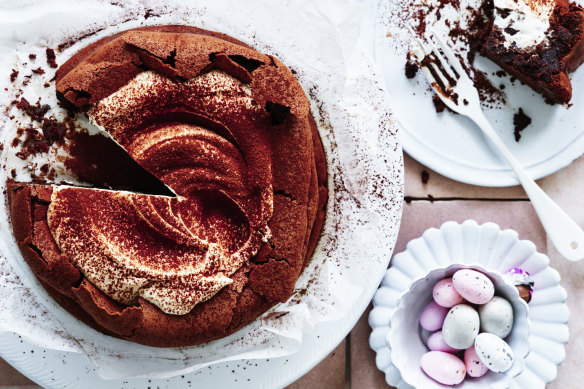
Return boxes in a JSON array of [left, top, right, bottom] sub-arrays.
[[62, 128, 175, 197]]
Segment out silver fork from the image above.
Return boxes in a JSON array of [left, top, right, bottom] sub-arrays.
[[411, 27, 584, 262]]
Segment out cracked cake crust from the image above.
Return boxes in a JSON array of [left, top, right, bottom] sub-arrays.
[[8, 25, 328, 347]]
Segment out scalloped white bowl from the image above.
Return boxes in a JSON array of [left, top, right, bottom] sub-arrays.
[[369, 220, 569, 389], [387, 264, 530, 388]]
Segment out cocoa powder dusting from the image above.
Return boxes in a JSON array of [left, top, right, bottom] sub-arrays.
[[437, 0, 460, 9], [471, 70, 507, 105], [414, 9, 427, 35]]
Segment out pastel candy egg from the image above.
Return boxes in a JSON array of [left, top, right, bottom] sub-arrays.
[[421, 351, 466, 385], [464, 345, 489, 377], [433, 278, 464, 308], [452, 269, 495, 304], [420, 301, 449, 331], [442, 304, 479, 349], [474, 333, 514, 373], [479, 296, 514, 338], [427, 331, 461, 353]]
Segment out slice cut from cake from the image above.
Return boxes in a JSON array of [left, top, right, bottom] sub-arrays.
[[477, 0, 584, 103]]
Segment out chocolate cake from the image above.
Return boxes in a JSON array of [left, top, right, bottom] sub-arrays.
[[475, 0, 584, 103], [7, 25, 328, 347]]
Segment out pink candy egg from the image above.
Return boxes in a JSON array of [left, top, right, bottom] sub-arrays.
[[452, 269, 495, 305], [427, 331, 461, 353], [421, 351, 466, 385], [433, 278, 464, 307], [464, 345, 489, 378], [420, 301, 449, 331]]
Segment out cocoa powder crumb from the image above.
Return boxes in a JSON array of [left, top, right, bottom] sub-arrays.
[[47, 168, 56, 181], [513, 108, 531, 142], [144, 9, 160, 19], [32, 67, 45, 75], [405, 53, 419, 79], [432, 94, 447, 113], [12, 98, 50, 122], [29, 54, 37, 60], [41, 117, 67, 143], [16, 127, 51, 159], [405, 61, 418, 79], [46, 48, 58, 68], [10, 69, 18, 82]]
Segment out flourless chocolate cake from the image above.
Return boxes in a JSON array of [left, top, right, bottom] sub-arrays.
[[7, 25, 328, 347], [475, 0, 584, 103]]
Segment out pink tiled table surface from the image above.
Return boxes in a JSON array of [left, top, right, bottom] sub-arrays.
[[3, 152, 584, 388]]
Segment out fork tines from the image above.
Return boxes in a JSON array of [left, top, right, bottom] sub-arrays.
[[407, 26, 470, 102]]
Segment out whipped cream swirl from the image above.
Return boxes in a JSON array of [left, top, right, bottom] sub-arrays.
[[48, 71, 273, 315], [493, 0, 555, 49]]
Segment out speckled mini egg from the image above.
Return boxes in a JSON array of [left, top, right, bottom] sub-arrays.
[[474, 333, 514, 373], [421, 351, 466, 385], [464, 345, 489, 378], [420, 301, 449, 331], [478, 296, 514, 338], [442, 304, 479, 349], [433, 278, 464, 308], [452, 269, 495, 305], [427, 330, 461, 354]]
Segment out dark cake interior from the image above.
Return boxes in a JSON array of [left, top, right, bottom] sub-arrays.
[[473, 0, 584, 103]]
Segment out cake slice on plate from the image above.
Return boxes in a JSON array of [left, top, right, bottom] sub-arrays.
[[476, 0, 584, 103]]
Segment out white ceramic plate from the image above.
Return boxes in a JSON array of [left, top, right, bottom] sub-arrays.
[[371, 0, 584, 187], [369, 220, 569, 389]]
